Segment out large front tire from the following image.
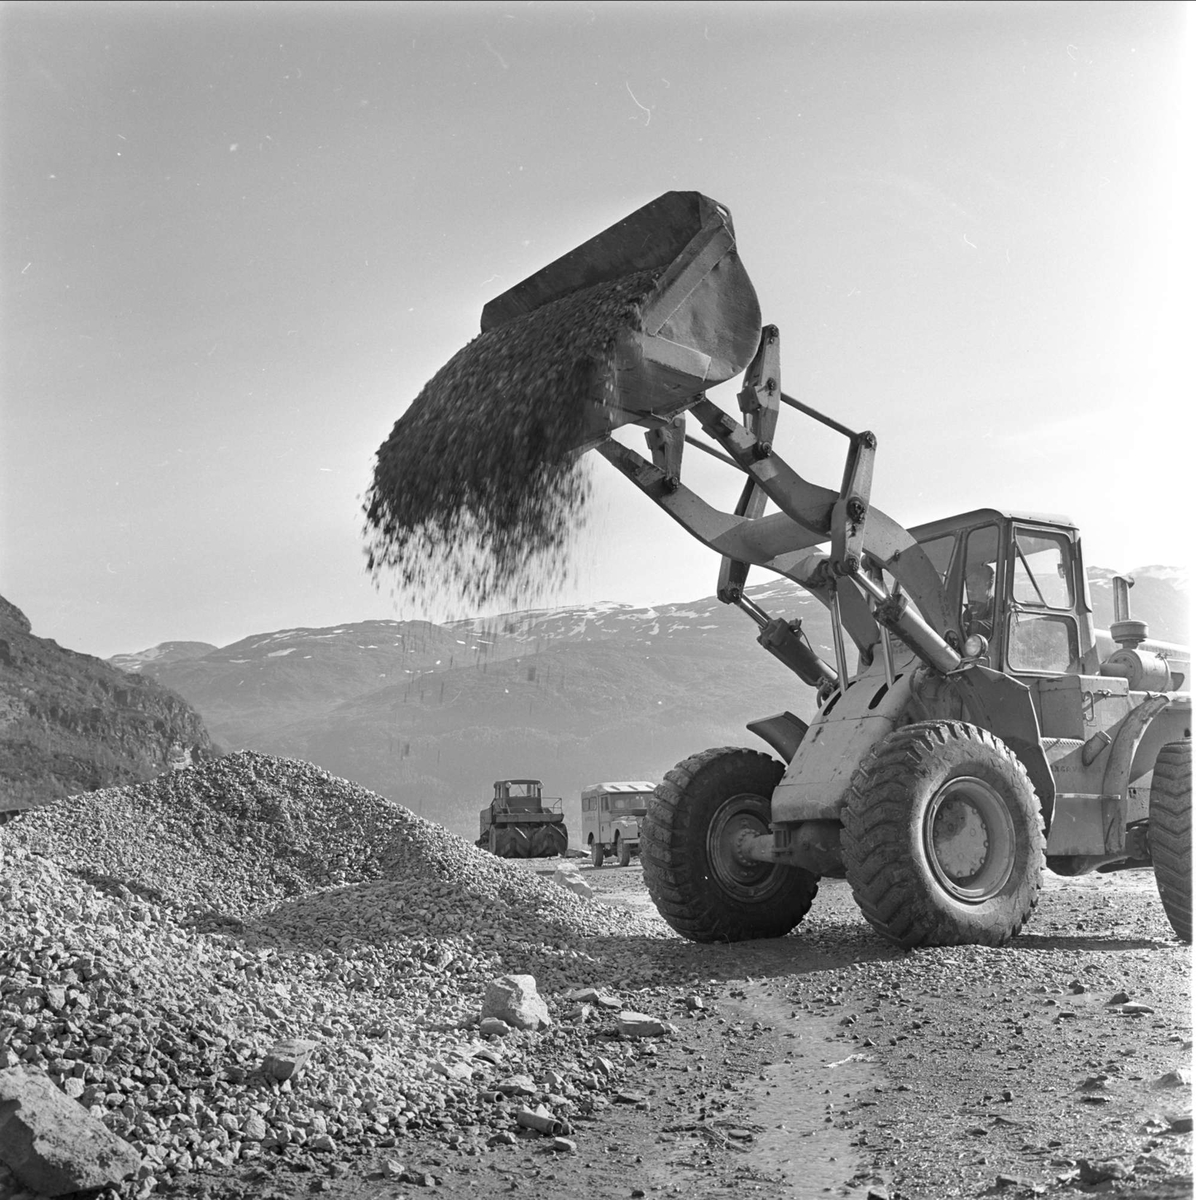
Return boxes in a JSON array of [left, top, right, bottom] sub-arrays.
[[842, 721, 1045, 948], [1149, 741, 1192, 942], [641, 747, 818, 943]]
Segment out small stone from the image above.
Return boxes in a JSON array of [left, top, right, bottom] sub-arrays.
[[433, 1059, 473, 1082], [565, 987, 621, 1009], [496, 1074, 536, 1096], [309, 1133, 336, 1152], [616, 1011, 676, 1038], [260, 1038, 317, 1082], [1153, 1069, 1191, 1089], [488, 1131, 518, 1146], [399, 1168, 437, 1186], [1078, 1158, 1130, 1184], [480, 1017, 512, 1037], [1106, 991, 1131, 1005], [549, 1137, 576, 1153], [241, 1113, 267, 1141]]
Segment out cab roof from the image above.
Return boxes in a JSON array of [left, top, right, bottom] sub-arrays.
[[909, 507, 1078, 543]]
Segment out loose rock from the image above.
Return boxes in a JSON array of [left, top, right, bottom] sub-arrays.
[[484, 975, 552, 1031], [0, 1067, 142, 1196]]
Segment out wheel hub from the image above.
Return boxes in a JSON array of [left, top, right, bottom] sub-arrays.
[[707, 794, 779, 900], [924, 776, 1016, 903]]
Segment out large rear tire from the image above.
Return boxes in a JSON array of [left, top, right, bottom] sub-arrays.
[[641, 747, 818, 943], [590, 840, 604, 869], [842, 721, 1045, 948], [618, 838, 633, 867], [1149, 741, 1192, 943]]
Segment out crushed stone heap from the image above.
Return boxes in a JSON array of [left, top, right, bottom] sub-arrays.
[[0, 752, 681, 1192]]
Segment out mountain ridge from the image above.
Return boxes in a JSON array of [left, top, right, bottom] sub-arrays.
[[108, 566, 1188, 840]]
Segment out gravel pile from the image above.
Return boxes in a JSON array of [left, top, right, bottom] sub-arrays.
[[363, 268, 659, 610], [0, 753, 680, 1195]]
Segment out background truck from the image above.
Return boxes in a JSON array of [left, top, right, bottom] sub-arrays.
[[581, 781, 655, 867], [476, 779, 568, 859], [421, 191, 1191, 948]]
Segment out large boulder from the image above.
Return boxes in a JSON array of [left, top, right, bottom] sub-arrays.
[[0, 1068, 141, 1196], [553, 865, 594, 900], [482, 974, 552, 1031]]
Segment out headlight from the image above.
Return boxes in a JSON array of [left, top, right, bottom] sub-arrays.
[[963, 633, 989, 658]]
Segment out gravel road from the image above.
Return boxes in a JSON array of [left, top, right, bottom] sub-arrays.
[[0, 753, 1189, 1200]]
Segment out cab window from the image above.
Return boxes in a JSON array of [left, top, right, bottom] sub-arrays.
[[1007, 612, 1077, 674], [961, 525, 1000, 640], [1011, 530, 1072, 609]]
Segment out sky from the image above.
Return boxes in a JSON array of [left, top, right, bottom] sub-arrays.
[[2, 0, 1191, 659]]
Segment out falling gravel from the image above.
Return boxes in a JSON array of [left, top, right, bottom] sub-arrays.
[[362, 268, 660, 611], [0, 753, 678, 1195]]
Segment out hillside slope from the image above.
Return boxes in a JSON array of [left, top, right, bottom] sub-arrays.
[[0, 595, 218, 812]]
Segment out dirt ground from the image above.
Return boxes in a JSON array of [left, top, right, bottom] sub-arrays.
[[168, 862, 1191, 1200]]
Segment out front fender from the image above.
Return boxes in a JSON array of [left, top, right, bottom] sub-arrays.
[[1102, 692, 1189, 798], [771, 669, 914, 822], [946, 664, 1055, 825]]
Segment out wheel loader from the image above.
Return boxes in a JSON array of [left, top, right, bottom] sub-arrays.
[[477, 779, 569, 859], [416, 192, 1193, 947]]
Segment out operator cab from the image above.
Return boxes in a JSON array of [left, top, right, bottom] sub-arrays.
[[911, 508, 1094, 678], [494, 779, 543, 811]]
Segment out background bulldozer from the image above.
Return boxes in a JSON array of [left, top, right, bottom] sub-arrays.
[[419, 192, 1193, 947], [477, 779, 569, 860]]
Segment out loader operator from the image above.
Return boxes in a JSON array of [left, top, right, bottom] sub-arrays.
[[963, 562, 996, 639]]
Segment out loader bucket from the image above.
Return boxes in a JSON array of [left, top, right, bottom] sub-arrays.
[[481, 191, 762, 447], [364, 191, 761, 608]]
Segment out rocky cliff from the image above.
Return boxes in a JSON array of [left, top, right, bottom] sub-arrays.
[[0, 595, 219, 814]]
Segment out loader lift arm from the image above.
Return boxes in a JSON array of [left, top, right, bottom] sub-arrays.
[[593, 393, 962, 682]]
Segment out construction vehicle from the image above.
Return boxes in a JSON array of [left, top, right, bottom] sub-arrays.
[[466, 191, 1190, 947], [582, 781, 655, 867], [476, 779, 569, 859]]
